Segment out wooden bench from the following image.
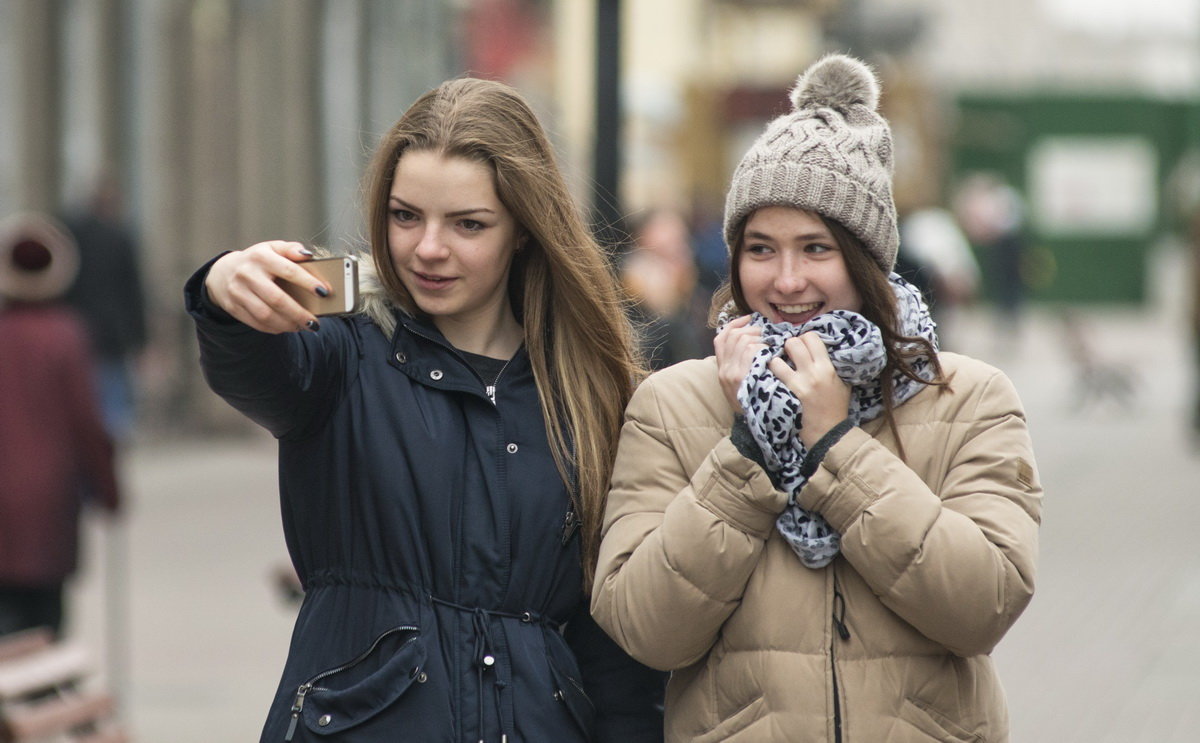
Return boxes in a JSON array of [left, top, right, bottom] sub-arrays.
[[0, 628, 127, 743]]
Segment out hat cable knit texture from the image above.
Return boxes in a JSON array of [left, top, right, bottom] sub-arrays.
[[723, 53, 898, 273]]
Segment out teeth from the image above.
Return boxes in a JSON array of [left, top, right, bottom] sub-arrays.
[[776, 302, 820, 314]]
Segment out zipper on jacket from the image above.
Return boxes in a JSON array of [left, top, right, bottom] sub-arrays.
[[560, 507, 580, 546], [831, 582, 850, 743], [283, 625, 419, 741], [284, 683, 310, 741]]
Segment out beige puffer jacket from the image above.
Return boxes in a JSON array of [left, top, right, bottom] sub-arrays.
[[592, 353, 1041, 742]]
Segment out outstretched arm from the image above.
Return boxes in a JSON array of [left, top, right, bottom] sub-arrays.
[[185, 244, 355, 440]]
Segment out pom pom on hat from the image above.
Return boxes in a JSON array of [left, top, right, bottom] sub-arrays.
[[790, 54, 880, 113], [723, 53, 899, 273]]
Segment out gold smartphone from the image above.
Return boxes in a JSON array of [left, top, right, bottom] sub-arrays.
[[279, 255, 361, 315]]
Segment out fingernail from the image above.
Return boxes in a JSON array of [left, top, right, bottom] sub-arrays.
[[315, 286, 329, 297], [306, 319, 320, 331], [298, 248, 314, 257]]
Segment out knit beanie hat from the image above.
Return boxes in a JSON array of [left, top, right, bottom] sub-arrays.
[[723, 54, 898, 273], [0, 213, 79, 303]]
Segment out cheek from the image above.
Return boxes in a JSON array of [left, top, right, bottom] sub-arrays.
[[836, 278, 863, 313], [736, 263, 770, 308], [387, 226, 413, 260]]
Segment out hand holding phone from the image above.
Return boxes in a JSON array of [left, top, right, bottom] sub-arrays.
[[278, 255, 361, 316], [204, 241, 357, 334]]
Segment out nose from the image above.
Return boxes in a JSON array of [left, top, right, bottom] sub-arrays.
[[413, 223, 448, 261], [773, 254, 809, 294]]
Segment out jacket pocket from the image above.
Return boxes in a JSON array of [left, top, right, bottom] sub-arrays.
[[899, 698, 984, 743], [284, 625, 427, 740], [546, 651, 596, 742], [693, 694, 766, 743]]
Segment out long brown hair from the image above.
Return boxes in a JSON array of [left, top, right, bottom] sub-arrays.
[[361, 78, 643, 589], [710, 210, 947, 450]]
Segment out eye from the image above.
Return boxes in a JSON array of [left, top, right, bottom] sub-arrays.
[[390, 208, 417, 223], [805, 242, 835, 255], [744, 243, 773, 256], [459, 218, 485, 232]]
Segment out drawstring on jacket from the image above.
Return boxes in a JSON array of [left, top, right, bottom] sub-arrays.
[[433, 596, 562, 742], [471, 608, 501, 743]]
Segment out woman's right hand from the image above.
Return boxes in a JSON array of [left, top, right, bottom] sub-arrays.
[[714, 314, 765, 416], [204, 241, 329, 334]]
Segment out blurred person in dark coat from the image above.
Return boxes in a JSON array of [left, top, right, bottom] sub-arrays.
[[61, 170, 148, 441], [0, 213, 122, 637], [620, 208, 709, 370], [954, 172, 1029, 353], [896, 207, 980, 349]]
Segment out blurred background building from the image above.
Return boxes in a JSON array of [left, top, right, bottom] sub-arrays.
[[3, 0, 1198, 430]]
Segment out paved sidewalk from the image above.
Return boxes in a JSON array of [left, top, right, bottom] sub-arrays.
[[67, 295, 1200, 741], [952, 307, 1200, 743]]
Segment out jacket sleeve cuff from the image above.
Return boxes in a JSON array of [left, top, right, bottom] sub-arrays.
[[183, 252, 238, 324], [799, 418, 854, 479], [692, 436, 788, 539], [797, 426, 878, 534]]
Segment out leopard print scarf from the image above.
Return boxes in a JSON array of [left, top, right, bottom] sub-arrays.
[[717, 273, 939, 568]]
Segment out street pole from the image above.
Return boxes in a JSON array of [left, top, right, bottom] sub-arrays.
[[592, 0, 622, 249]]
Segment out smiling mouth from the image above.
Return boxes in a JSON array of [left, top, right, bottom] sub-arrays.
[[771, 301, 822, 323]]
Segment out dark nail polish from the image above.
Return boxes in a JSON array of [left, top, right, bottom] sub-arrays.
[[298, 248, 314, 257], [306, 319, 320, 331], [315, 286, 330, 297]]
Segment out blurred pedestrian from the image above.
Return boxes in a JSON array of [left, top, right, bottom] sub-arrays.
[[0, 213, 122, 638], [689, 197, 730, 296], [621, 207, 708, 369], [592, 54, 1042, 742], [954, 172, 1029, 354], [186, 78, 664, 742], [896, 206, 980, 348], [61, 168, 148, 442]]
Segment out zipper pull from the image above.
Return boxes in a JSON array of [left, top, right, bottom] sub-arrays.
[[832, 586, 851, 641], [284, 684, 310, 741], [833, 614, 850, 641], [560, 508, 580, 546], [486, 384, 497, 404]]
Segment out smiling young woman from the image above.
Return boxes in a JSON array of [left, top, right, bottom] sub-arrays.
[[735, 206, 863, 323], [592, 54, 1042, 743]]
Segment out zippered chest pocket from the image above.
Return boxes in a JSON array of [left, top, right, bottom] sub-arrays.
[[285, 626, 427, 740]]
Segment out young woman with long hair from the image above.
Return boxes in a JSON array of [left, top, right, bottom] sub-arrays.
[[187, 77, 663, 743]]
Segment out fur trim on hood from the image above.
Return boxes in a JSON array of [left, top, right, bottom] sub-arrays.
[[311, 245, 402, 338]]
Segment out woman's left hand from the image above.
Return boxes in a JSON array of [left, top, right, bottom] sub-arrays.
[[768, 333, 851, 450]]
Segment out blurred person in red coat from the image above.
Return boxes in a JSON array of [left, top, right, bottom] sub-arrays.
[[0, 213, 121, 638]]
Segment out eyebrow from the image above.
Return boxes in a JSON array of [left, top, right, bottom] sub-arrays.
[[389, 196, 495, 218]]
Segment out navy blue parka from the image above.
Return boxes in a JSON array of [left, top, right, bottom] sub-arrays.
[[185, 258, 664, 742]]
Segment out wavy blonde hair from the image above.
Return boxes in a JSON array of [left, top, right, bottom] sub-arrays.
[[362, 78, 643, 589]]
